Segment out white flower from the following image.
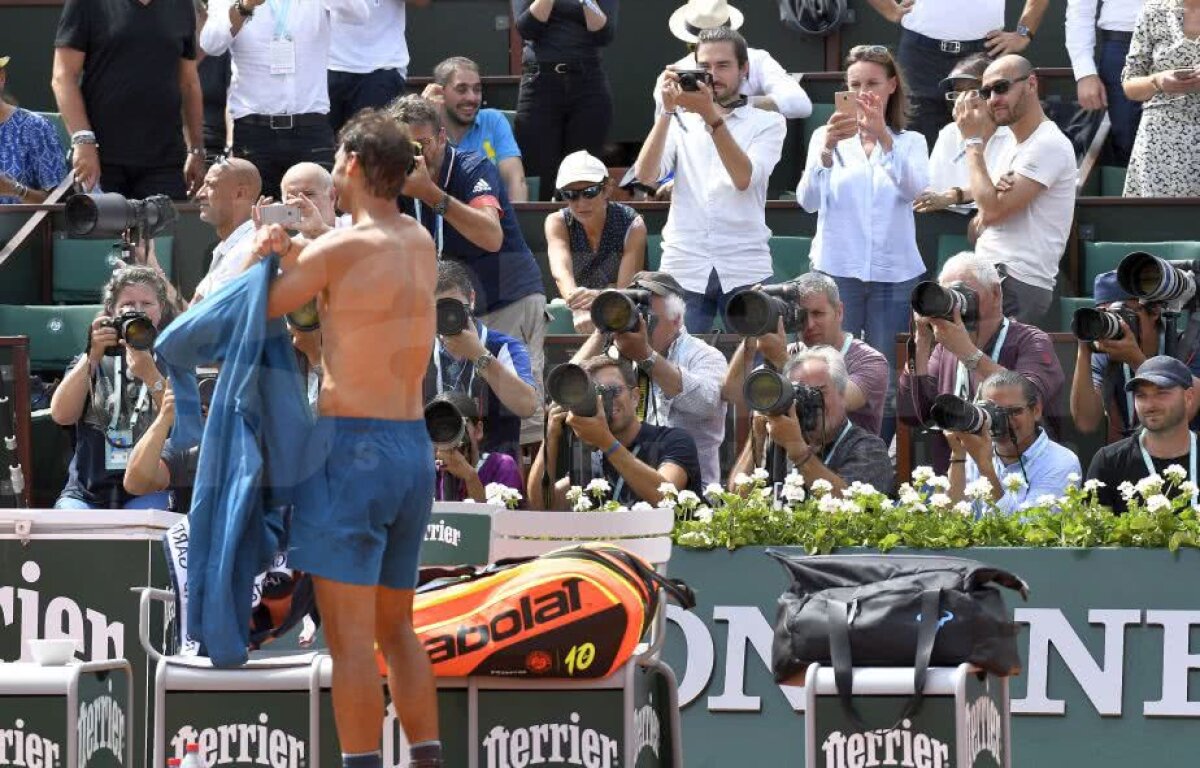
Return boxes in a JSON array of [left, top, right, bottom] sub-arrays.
[[733, 472, 753, 489], [586, 478, 612, 496], [912, 466, 935, 486], [1001, 473, 1027, 494], [1136, 475, 1164, 498], [810, 478, 834, 497], [694, 506, 714, 522], [485, 483, 522, 509], [657, 481, 679, 498], [898, 484, 921, 506], [676, 530, 715, 548], [752, 468, 770, 483], [929, 493, 952, 509], [1065, 472, 1081, 486], [1180, 481, 1198, 497], [572, 494, 594, 512], [846, 481, 881, 500], [953, 501, 975, 517], [657, 495, 678, 510], [965, 477, 993, 501], [908, 502, 928, 514], [677, 490, 701, 507], [1163, 464, 1188, 483], [817, 496, 841, 514], [781, 482, 806, 504], [1083, 478, 1105, 493], [1146, 494, 1172, 513], [631, 501, 654, 513], [838, 499, 861, 515], [1035, 494, 1058, 508], [927, 475, 951, 492], [1118, 481, 1136, 501], [565, 486, 584, 503], [704, 483, 726, 500]]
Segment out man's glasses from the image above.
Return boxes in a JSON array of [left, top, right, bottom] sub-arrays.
[[558, 183, 604, 201], [979, 75, 1031, 100]]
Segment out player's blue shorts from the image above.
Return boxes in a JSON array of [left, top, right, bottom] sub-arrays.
[[288, 416, 434, 589]]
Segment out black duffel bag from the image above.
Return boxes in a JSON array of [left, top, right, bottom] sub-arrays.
[[768, 551, 1029, 725]]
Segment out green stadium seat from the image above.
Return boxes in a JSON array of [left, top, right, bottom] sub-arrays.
[[545, 301, 577, 334], [526, 177, 540, 201], [770, 236, 812, 282], [1081, 241, 1200, 295], [52, 236, 174, 303], [1057, 296, 1093, 333], [498, 109, 517, 131], [0, 304, 103, 371], [646, 233, 663, 271], [33, 111, 70, 154], [1100, 166, 1127, 197], [936, 233, 971, 273], [802, 104, 835, 155]]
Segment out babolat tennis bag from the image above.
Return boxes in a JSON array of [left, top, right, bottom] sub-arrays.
[[399, 543, 695, 678], [768, 552, 1028, 723]]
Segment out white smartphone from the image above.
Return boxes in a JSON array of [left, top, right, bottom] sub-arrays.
[[834, 91, 857, 117], [259, 203, 302, 227]]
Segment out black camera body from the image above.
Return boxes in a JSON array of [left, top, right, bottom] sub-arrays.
[[546, 363, 619, 422], [591, 289, 653, 334], [424, 398, 469, 449], [1072, 305, 1141, 343], [929, 393, 1010, 440], [724, 283, 808, 337], [743, 368, 825, 431], [674, 69, 714, 92], [65, 193, 177, 239], [97, 310, 156, 357], [436, 298, 471, 336], [910, 281, 980, 330]]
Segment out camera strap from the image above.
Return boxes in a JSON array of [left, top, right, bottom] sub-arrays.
[[105, 357, 148, 433], [954, 318, 1009, 400], [1139, 430, 1198, 506], [822, 421, 853, 465]]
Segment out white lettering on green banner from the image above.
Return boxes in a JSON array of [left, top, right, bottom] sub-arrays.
[[0, 719, 61, 768], [481, 712, 618, 768]]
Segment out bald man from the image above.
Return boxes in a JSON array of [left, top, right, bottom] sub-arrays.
[[955, 54, 1076, 325], [281, 162, 339, 240], [193, 158, 262, 303]]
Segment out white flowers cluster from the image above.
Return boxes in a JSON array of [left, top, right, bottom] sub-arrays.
[[1163, 464, 1187, 483], [965, 477, 993, 501], [781, 472, 806, 504], [485, 483, 523, 509], [1002, 473, 1027, 494], [810, 478, 834, 498], [586, 478, 612, 497], [929, 493, 952, 509], [1146, 494, 1172, 513]]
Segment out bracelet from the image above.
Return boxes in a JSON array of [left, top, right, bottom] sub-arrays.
[[604, 439, 621, 458], [12, 181, 29, 200], [1152, 75, 1164, 94], [950, 458, 967, 464], [796, 449, 814, 468], [951, 186, 964, 205], [70, 130, 97, 146], [186, 147, 206, 158], [707, 116, 725, 133]]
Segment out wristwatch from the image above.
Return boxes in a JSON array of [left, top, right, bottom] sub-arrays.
[[963, 136, 985, 150], [1015, 24, 1032, 39], [235, 0, 254, 17], [637, 351, 659, 375], [151, 378, 166, 394], [962, 349, 985, 372], [473, 352, 494, 374], [433, 192, 450, 216]]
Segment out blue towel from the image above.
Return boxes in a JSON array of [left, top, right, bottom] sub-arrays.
[[155, 258, 314, 667]]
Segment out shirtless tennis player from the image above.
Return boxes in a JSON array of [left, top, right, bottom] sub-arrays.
[[248, 110, 442, 768]]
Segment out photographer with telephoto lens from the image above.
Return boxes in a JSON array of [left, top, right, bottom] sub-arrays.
[[569, 271, 727, 486], [942, 370, 1080, 515], [425, 391, 522, 504], [1071, 269, 1200, 443], [528, 356, 703, 510], [723, 273, 890, 436], [728, 346, 893, 494], [423, 260, 537, 461], [50, 266, 178, 509], [899, 252, 1064, 473]]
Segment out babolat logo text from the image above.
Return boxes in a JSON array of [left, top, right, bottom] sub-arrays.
[[0, 560, 123, 663], [425, 578, 583, 663], [171, 715, 304, 768], [482, 712, 618, 768], [0, 719, 61, 768], [425, 519, 462, 547], [77, 694, 125, 766], [822, 720, 950, 768], [965, 695, 1003, 765]]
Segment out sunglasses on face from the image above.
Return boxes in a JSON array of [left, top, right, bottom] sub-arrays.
[[850, 45, 890, 57], [979, 74, 1031, 100], [558, 183, 604, 201]]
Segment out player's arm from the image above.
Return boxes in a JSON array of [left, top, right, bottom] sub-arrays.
[[249, 224, 331, 319]]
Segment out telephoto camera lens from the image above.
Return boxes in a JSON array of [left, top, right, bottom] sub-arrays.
[[1116, 250, 1200, 306], [724, 284, 807, 337], [424, 399, 467, 449], [1071, 308, 1124, 342], [65, 193, 178, 238], [117, 311, 156, 351], [436, 298, 470, 336], [929, 393, 1008, 437], [743, 368, 796, 416], [546, 363, 599, 417], [591, 289, 652, 334]]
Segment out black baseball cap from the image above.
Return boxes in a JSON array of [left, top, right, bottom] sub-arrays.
[[1125, 355, 1194, 391], [630, 271, 685, 298]]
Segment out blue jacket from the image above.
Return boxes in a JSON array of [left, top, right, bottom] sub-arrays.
[[155, 259, 313, 667]]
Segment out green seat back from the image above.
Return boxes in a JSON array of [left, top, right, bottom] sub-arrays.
[[1082, 241, 1200, 296], [1100, 166, 1127, 197], [1057, 296, 1094, 333], [52, 236, 174, 303], [936, 233, 972, 274], [0, 304, 103, 371], [802, 104, 835, 155], [646, 233, 663, 272], [498, 109, 517, 131], [33, 111, 70, 155], [769, 236, 812, 282], [526, 177, 540, 201], [545, 301, 577, 334]]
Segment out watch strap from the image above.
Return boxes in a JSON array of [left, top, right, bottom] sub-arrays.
[[433, 192, 450, 216]]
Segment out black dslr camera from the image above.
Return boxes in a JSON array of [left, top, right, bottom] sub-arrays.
[[674, 68, 714, 92], [910, 281, 980, 330], [743, 368, 825, 432], [1072, 306, 1141, 343], [424, 398, 469, 450], [436, 298, 471, 336], [724, 283, 808, 337], [590, 289, 653, 334], [546, 364, 619, 422], [929, 393, 1010, 440], [65, 193, 178, 240], [96, 310, 156, 357]]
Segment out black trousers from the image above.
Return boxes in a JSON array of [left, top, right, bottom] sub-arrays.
[[897, 29, 988, 151], [514, 63, 612, 201], [99, 163, 187, 200], [231, 119, 335, 200], [328, 68, 407, 135]]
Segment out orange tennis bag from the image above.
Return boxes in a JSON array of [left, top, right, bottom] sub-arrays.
[[383, 543, 695, 679]]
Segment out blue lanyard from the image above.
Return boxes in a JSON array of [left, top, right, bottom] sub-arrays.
[[413, 147, 454, 258], [1139, 430, 1198, 505], [822, 421, 853, 465], [955, 319, 1009, 400], [840, 333, 852, 357], [268, 0, 293, 39], [610, 444, 642, 502], [434, 323, 489, 394]]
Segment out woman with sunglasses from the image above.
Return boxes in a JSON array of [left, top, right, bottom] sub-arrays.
[[545, 150, 646, 332], [796, 44, 929, 439], [1119, 0, 1200, 197], [50, 266, 180, 510]]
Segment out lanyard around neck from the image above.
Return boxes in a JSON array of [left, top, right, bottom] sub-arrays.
[[840, 333, 852, 357], [822, 421, 854, 465], [413, 147, 455, 258], [955, 318, 1010, 400], [106, 356, 149, 432], [434, 323, 489, 393], [268, 0, 294, 39], [1139, 430, 1198, 505], [610, 443, 643, 502]]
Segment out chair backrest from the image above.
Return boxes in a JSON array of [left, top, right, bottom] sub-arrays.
[[33, 111, 70, 153], [53, 235, 175, 304], [769, 235, 813, 283], [489, 507, 674, 568], [545, 300, 577, 333], [646, 233, 663, 271], [0, 304, 102, 371], [420, 501, 503, 566], [1082, 241, 1200, 296]]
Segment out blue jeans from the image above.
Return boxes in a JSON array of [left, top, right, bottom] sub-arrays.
[[1098, 38, 1143, 164], [54, 490, 170, 510], [681, 268, 762, 335]]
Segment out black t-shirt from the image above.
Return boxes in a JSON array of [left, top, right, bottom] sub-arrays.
[[597, 422, 703, 506], [55, 0, 196, 166], [1086, 432, 1196, 514], [162, 438, 199, 513]]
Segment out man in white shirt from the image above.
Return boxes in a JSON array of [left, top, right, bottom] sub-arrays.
[[654, 0, 812, 119], [957, 55, 1078, 326], [1065, 0, 1145, 163], [328, 0, 428, 134], [192, 158, 260, 303], [866, 0, 1049, 149], [279, 161, 339, 239], [199, 0, 369, 199], [631, 27, 786, 334]]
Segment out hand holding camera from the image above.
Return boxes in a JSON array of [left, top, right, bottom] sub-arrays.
[[612, 316, 653, 364], [402, 155, 441, 205], [440, 317, 485, 362], [125, 343, 160, 386], [86, 315, 120, 363], [669, 68, 717, 121], [565, 396, 615, 450], [435, 445, 476, 482], [765, 405, 810, 465]]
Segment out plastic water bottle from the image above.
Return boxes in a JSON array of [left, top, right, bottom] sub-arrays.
[[180, 743, 208, 768]]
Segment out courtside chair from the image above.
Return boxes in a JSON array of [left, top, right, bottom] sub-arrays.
[[1081, 241, 1200, 297], [646, 233, 663, 272], [769, 235, 812, 282], [1100, 166, 1128, 197], [1057, 296, 1094, 333], [0, 303, 103, 372], [545, 300, 577, 334], [33, 111, 71, 153], [52, 234, 174, 304], [802, 103, 835, 155], [936, 233, 971, 274]]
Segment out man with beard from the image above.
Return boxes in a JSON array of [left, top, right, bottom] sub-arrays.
[[631, 26, 786, 334], [956, 54, 1077, 325], [423, 56, 528, 202], [1088, 356, 1200, 515]]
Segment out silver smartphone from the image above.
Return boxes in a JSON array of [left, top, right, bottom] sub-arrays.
[[259, 203, 302, 227]]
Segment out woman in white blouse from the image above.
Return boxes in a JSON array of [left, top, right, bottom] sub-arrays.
[[796, 44, 929, 383]]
